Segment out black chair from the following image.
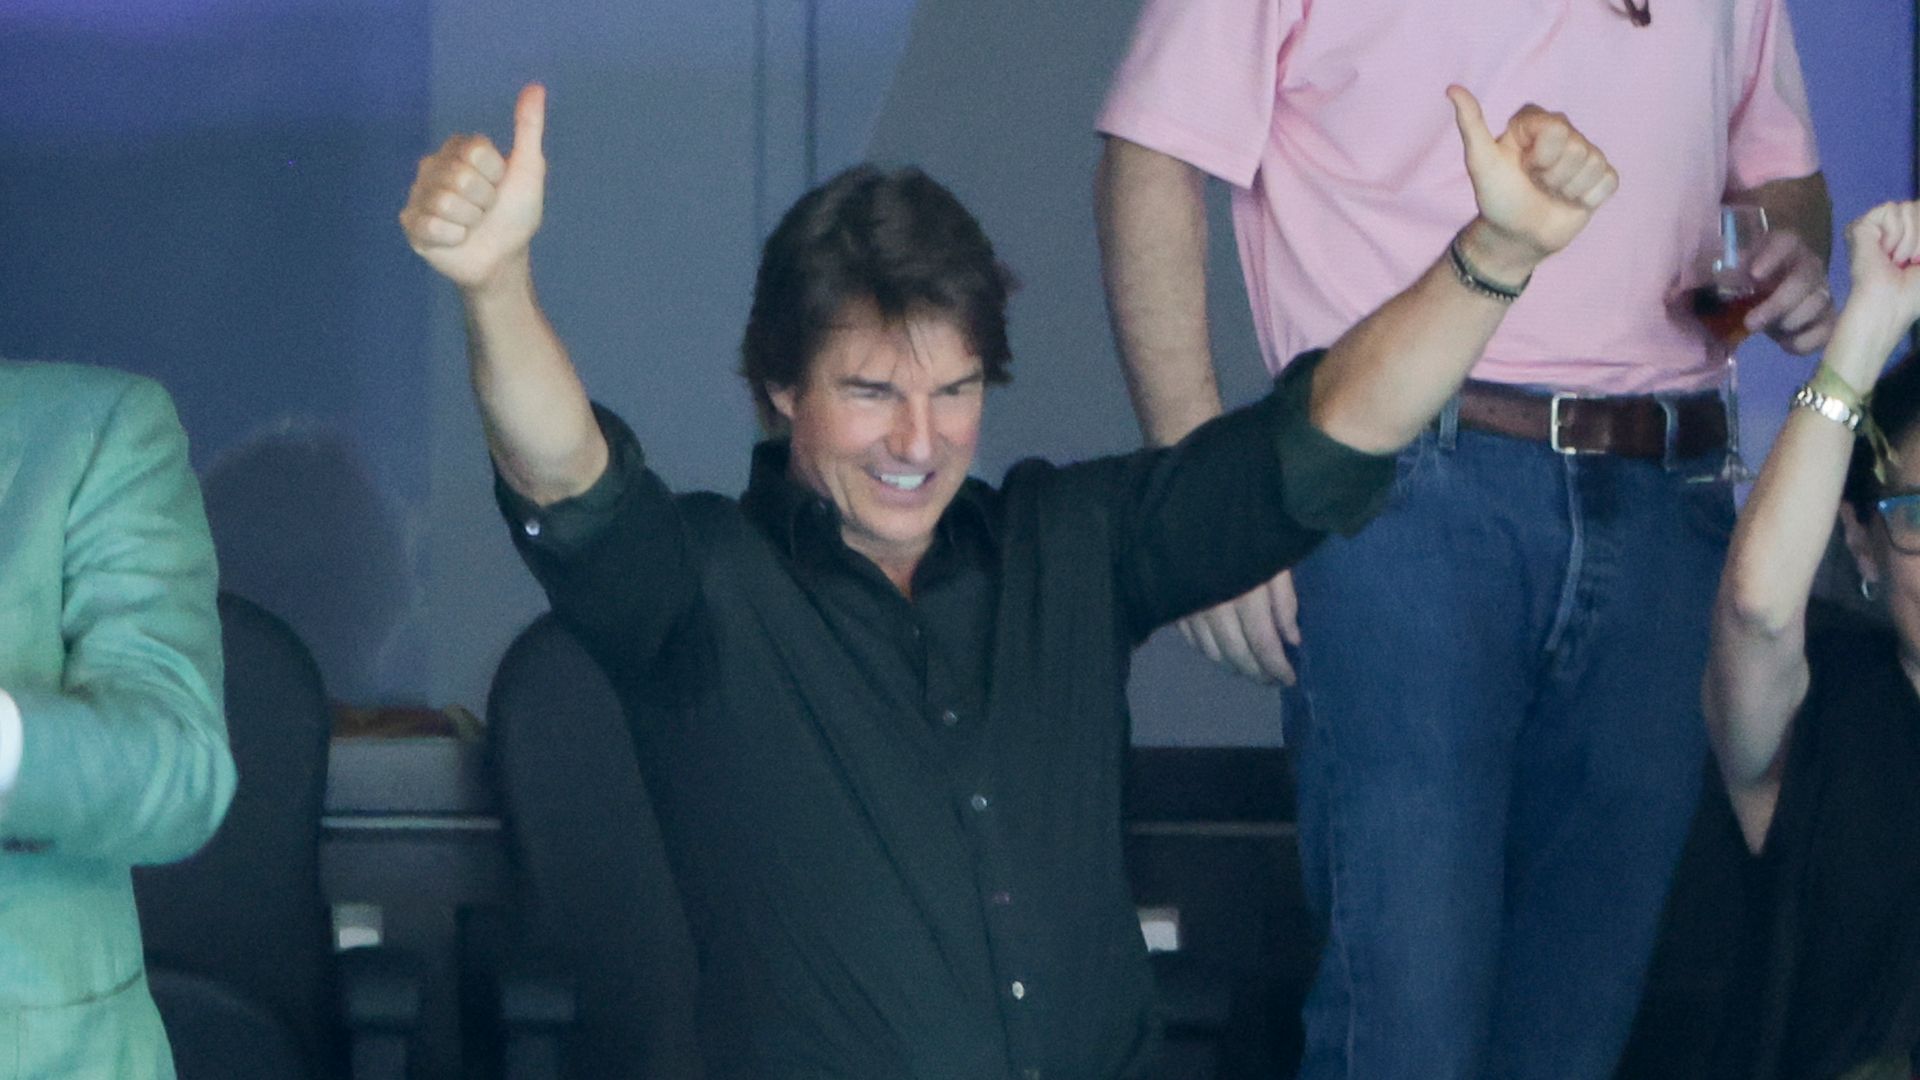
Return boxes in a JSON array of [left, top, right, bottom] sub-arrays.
[[134, 591, 420, 1080], [463, 612, 701, 1079]]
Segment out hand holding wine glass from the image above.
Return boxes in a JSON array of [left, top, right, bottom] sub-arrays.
[[1686, 205, 1770, 347], [1684, 203, 1836, 355]]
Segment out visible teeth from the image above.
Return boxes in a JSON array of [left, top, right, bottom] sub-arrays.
[[879, 472, 928, 491]]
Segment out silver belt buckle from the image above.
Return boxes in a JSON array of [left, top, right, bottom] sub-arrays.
[[1547, 391, 1597, 456]]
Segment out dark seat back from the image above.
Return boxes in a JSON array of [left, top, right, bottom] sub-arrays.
[[485, 613, 701, 1078], [134, 591, 339, 1079]]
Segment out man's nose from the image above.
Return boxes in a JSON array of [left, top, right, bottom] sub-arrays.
[[889, 397, 934, 463]]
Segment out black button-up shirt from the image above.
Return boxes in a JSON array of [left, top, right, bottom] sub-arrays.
[[498, 349, 1391, 1079]]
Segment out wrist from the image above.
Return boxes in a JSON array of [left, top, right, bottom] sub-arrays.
[[1827, 305, 1909, 379], [459, 255, 536, 308], [1457, 218, 1545, 290]]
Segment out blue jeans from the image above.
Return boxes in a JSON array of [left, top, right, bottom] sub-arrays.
[[1282, 418, 1733, 1080]]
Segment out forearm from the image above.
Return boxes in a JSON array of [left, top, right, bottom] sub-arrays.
[[1722, 307, 1899, 632], [463, 260, 609, 505], [1741, 171, 1833, 265], [1704, 390, 1842, 795], [1096, 136, 1226, 446], [1309, 219, 1531, 454], [1706, 302, 1906, 803]]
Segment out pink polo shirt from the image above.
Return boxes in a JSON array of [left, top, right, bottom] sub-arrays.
[[1098, 0, 1820, 394]]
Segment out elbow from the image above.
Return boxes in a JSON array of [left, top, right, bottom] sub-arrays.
[[1714, 549, 1807, 644], [1715, 582, 1801, 645]]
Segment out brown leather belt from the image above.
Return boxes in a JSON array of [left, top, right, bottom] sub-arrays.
[[1457, 380, 1728, 460]]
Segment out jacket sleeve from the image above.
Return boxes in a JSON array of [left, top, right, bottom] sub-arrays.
[[1, 377, 235, 865]]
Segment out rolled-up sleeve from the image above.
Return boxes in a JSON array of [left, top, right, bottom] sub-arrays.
[[494, 403, 701, 683], [1263, 349, 1398, 536], [1108, 348, 1397, 638]]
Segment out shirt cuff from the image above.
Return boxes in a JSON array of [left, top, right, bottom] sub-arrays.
[[494, 402, 650, 558], [1266, 349, 1399, 536], [0, 689, 22, 818]]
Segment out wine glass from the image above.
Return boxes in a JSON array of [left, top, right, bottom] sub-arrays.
[[1687, 204, 1770, 347], [1682, 204, 1769, 483]]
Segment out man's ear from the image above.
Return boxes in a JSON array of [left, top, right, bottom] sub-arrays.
[[768, 383, 797, 423]]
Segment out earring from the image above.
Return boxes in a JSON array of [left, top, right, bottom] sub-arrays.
[[1861, 578, 1879, 602]]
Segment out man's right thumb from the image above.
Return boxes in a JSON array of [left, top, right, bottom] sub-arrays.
[[511, 82, 547, 165]]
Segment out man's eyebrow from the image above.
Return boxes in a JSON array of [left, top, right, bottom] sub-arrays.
[[938, 372, 986, 392], [836, 375, 896, 392]]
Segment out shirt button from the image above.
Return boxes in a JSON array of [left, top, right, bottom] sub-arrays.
[[940, 708, 959, 727], [969, 793, 989, 812], [989, 890, 1012, 906], [522, 518, 542, 538], [1022, 1070, 1042, 1080], [1010, 980, 1027, 1000]]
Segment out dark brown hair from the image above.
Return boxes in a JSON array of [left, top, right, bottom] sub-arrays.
[[740, 165, 1015, 433]]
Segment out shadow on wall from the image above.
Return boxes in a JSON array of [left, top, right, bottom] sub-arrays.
[[202, 423, 426, 706], [0, 2, 434, 704]]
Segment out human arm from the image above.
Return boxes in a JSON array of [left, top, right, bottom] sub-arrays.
[[1096, 93, 1603, 455], [1306, 88, 1617, 452], [1705, 201, 1920, 853], [495, 407, 703, 689], [1094, 136, 1303, 683], [1112, 90, 1619, 634], [1722, 0, 1831, 355], [0, 378, 234, 865], [399, 82, 608, 506], [1101, 134, 1314, 682], [1096, 138, 1226, 449]]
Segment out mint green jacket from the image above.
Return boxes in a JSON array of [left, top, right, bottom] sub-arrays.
[[0, 361, 235, 1079]]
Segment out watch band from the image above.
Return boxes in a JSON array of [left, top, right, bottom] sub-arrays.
[[1791, 382, 1864, 431]]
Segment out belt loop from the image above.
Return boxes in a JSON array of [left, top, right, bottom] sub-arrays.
[[1437, 393, 1460, 451], [1657, 396, 1680, 471]]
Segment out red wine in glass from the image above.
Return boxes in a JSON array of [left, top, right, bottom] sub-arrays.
[[1687, 283, 1761, 346]]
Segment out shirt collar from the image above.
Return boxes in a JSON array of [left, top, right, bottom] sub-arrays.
[[740, 439, 999, 562]]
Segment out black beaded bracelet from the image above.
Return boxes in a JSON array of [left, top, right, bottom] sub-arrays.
[[1447, 234, 1529, 303]]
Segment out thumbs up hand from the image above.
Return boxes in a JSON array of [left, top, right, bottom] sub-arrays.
[[1446, 86, 1618, 285], [400, 83, 549, 291]]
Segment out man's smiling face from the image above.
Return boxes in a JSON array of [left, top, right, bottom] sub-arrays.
[[769, 298, 986, 587]]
